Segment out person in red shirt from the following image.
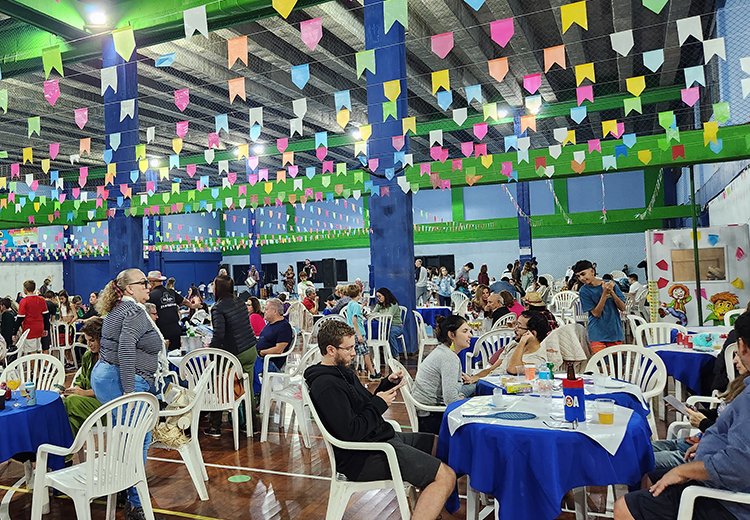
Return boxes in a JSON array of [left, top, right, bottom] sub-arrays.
[[14, 280, 50, 353], [302, 287, 319, 314]]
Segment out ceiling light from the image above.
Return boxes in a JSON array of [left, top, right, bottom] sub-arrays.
[[351, 129, 361, 140], [88, 9, 107, 26], [497, 109, 509, 118], [530, 106, 542, 115], [233, 148, 241, 156], [150, 159, 159, 167], [252, 144, 265, 154]]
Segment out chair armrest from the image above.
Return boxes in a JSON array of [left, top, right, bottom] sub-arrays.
[[385, 419, 402, 433], [666, 421, 696, 440], [686, 396, 722, 407], [262, 351, 291, 374], [678, 486, 750, 520], [413, 401, 447, 413], [36, 442, 74, 458]]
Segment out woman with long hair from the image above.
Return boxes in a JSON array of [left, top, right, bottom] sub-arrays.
[[373, 287, 404, 359], [411, 314, 476, 434], [58, 290, 75, 325], [437, 266, 455, 307], [187, 285, 204, 319], [477, 264, 490, 286], [471, 284, 491, 316], [90, 268, 164, 520], [500, 290, 525, 318], [56, 290, 77, 368], [63, 317, 103, 438], [281, 265, 295, 294], [246, 296, 266, 337], [520, 261, 534, 291]]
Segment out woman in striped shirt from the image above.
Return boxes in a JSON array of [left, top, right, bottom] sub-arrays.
[[90, 268, 164, 520]]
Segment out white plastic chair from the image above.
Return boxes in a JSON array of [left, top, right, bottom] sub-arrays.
[[666, 394, 722, 441], [179, 348, 252, 451], [632, 286, 649, 319], [286, 301, 314, 334], [260, 347, 320, 448], [453, 300, 470, 319], [724, 343, 737, 383], [50, 321, 77, 370], [677, 487, 750, 520], [302, 315, 346, 352], [5, 329, 30, 362], [154, 344, 180, 399], [465, 330, 516, 375], [634, 323, 687, 348], [367, 313, 393, 373], [413, 310, 438, 368], [724, 309, 742, 326], [338, 307, 348, 320], [394, 306, 408, 358], [1, 353, 64, 390], [538, 274, 554, 287], [610, 270, 626, 280], [30, 393, 159, 520], [551, 290, 578, 313], [571, 298, 587, 325], [585, 344, 667, 440], [302, 382, 411, 520], [450, 290, 468, 309], [626, 315, 647, 337], [151, 361, 215, 501], [491, 313, 517, 329], [389, 358, 445, 433]]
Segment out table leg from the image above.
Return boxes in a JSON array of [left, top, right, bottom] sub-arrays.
[[466, 475, 480, 520], [573, 486, 587, 520], [675, 379, 684, 403]]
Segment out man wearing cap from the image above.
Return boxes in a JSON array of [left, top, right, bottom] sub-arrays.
[[147, 271, 200, 351], [522, 291, 559, 332]]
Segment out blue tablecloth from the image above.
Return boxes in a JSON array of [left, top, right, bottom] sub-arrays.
[[437, 399, 654, 520], [476, 379, 650, 420], [650, 345, 716, 395], [457, 337, 479, 373], [416, 306, 451, 328], [1, 391, 73, 471]]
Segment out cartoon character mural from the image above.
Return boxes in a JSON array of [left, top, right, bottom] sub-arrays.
[[659, 284, 692, 326], [704, 291, 740, 325]]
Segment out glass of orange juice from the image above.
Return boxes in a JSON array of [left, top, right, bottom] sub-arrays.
[[6, 369, 21, 407], [596, 398, 615, 425]]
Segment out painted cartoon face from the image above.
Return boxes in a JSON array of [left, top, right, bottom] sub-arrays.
[[672, 287, 686, 299], [714, 299, 735, 319]]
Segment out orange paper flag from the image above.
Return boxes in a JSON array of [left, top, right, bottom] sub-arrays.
[[544, 45, 566, 72], [520, 114, 536, 133], [488, 58, 509, 83], [80, 138, 91, 155], [228, 77, 246, 104], [228, 36, 248, 68]]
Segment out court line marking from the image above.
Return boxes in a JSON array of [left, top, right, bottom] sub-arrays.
[[147, 457, 331, 481]]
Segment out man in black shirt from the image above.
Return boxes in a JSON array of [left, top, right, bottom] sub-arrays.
[[80, 292, 99, 320], [147, 271, 200, 351], [256, 298, 294, 371]]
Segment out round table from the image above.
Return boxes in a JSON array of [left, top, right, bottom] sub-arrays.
[[649, 343, 718, 395], [416, 306, 451, 328], [1, 391, 74, 470], [437, 398, 654, 520]]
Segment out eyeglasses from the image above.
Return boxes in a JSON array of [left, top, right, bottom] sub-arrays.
[[514, 324, 529, 330], [128, 279, 150, 287], [334, 345, 356, 352]]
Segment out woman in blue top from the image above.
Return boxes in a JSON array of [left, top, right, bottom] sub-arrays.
[[437, 266, 455, 306]]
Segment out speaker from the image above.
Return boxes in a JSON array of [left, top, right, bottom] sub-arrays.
[[237, 291, 251, 303], [320, 258, 337, 288], [317, 286, 334, 302]]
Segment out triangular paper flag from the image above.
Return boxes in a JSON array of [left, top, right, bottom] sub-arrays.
[[432, 32, 454, 59], [490, 18, 514, 47], [291, 64, 310, 89], [183, 5, 209, 41], [677, 16, 703, 46], [610, 29, 634, 57], [626, 76, 645, 97], [42, 45, 63, 79], [561, 1, 587, 33], [383, 0, 408, 33], [488, 58, 508, 83], [300, 18, 322, 51], [112, 27, 136, 61], [544, 45, 566, 72], [228, 77, 246, 103]]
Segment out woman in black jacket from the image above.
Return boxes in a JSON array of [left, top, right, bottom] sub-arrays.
[[204, 274, 258, 438]]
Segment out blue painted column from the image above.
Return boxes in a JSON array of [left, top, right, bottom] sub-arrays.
[[248, 209, 262, 285], [102, 36, 143, 280], [147, 216, 162, 272], [513, 109, 532, 265], [62, 224, 74, 292], [364, 0, 417, 354]]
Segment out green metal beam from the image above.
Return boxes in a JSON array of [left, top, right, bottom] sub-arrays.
[[0, 0, 87, 40]]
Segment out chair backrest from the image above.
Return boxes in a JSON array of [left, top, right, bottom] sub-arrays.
[[551, 291, 578, 312], [73, 393, 159, 497], [55, 321, 75, 348], [626, 314, 647, 338], [538, 274, 554, 287], [724, 309, 743, 327], [367, 313, 393, 343], [338, 306, 348, 319], [177, 361, 215, 435], [287, 301, 313, 333], [635, 322, 687, 348], [14, 329, 32, 355], [301, 382, 341, 476], [179, 348, 246, 411], [571, 298, 586, 322], [610, 270, 626, 280], [585, 344, 667, 399], [453, 299, 470, 319], [399, 306, 407, 323], [2, 353, 64, 390], [306, 315, 346, 351], [725, 342, 737, 383], [293, 347, 322, 376], [491, 313, 517, 329], [450, 291, 468, 309], [388, 358, 420, 430], [474, 330, 516, 370]]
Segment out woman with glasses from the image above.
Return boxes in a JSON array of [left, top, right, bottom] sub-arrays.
[[90, 268, 165, 520]]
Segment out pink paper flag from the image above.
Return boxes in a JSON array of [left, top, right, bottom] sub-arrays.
[[10, 164, 19, 178], [461, 142, 474, 157], [523, 74, 541, 94], [259, 169, 269, 181], [653, 232, 664, 244], [187, 164, 197, 177], [50, 143, 59, 160], [392, 135, 405, 151], [72, 188, 80, 199], [430, 146, 442, 161], [289, 165, 298, 177], [323, 160, 333, 173], [176, 121, 189, 138], [316, 147, 327, 161], [208, 133, 219, 149], [695, 288, 707, 300], [501, 161, 513, 176], [439, 148, 449, 163], [227, 172, 237, 185], [420, 163, 430, 176], [613, 122, 625, 138], [475, 143, 488, 158], [300, 18, 323, 51], [44, 79, 60, 105], [146, 181, 155, 192], [452, 158, 463, 171], [490, 18, 514, 47], [248, 174, 258, 186], [441, 179, 451, 190], [247, 156, 259, 170], [305, 188, 313, 197], [368, 158, 379, 172], [431, 32, 454, 59], [174, 89, 189, 111], [277, 138, 288, 153], [588, 139, 601, 153], [576, 85, 594, 106], [681, 87, 700, 107], [239, 185, 247, 196], [315, 192, 323, 202], [473, 123, 488, 140], [30, 180, 38, 191], [74, 108, 88, 129]]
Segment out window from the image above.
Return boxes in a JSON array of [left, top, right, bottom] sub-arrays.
[[671, 248, 726, 281]]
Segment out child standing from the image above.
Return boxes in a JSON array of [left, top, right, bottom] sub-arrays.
[[574, 260, 626, 353], [345, 283, 380, 380]]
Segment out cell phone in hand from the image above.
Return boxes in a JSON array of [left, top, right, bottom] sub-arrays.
[[663, 395, 690, 416], [54, 384, 66, 392]]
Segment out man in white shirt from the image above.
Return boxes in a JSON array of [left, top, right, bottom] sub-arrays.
[[628, 273, 643, 294], [565, 266, 574, 282], [501, 263, 513, 280], [415, 259, 429, 304]]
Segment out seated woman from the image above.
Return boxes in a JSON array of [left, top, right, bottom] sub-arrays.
[[247, 297, 266, 337], [499, 290, 525, 318], [470, 284, 490, 317], [63, 317, 103, 438], [411, 315, 476, 434], [372, 287, 404, 359]]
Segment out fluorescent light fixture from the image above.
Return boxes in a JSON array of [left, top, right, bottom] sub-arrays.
[[233, 148, 241, 156], [150, 159, 159, 167], [530, 106, 541, 115], [351, 129, 361, 140], [497, 109, 509, 118], [252, 144, 265, 154], [88, 9, 106, 25]]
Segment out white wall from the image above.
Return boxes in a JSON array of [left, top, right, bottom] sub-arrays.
[[415, 240, 520, 280], [0, 263, 64, 298], [708, 167, 750, 226]]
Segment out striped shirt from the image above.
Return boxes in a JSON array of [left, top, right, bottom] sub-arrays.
[[100, 299, 162, 393]]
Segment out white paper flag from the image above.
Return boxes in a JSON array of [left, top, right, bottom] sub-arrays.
[[677, 16, 703, 46], [293, 98, 307, 119], [290, 117, 303, 137], [120, 99, 135, 121], [703, 38, 726, 62], [183, 5, 208, 42], [249, 107, 263, 127], [610, 29, 634, 57], [453, 108, 467, 126], [101, 66, 118, 96], [147, 126, 155, 144], [429, 130, 443, 146]]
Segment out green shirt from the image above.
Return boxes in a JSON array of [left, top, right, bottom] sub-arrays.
[[73, 350, 97, 390], [373, 303, 403, 326]]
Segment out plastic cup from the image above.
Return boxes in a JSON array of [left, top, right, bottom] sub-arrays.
[[492, 388, 504, 408], [524, 364, 536, 381], [596, 398, 615, 425], [516, 366, 526, 382], [592, 373, 607, 392]]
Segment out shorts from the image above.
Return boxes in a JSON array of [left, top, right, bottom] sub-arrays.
[[591, 340, 623, 354], [353, 432, 441, 489], [624, 479, 737, 520], [354, 337, 369, 356]]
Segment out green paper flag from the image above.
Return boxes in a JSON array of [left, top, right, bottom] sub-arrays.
[[658, 111, 674, 130], [383, 0, 408, 33], [666, 127, 680, 143], [623, 97, 642, 115], [657, 138, 670, 151], [321, 176, 331, 187], [355, 50, 375, 78], [135, 144, 146, 159], [28, 116, 40, 137], [383, 101, 398, 121], [0, 89, 7, 113], [342, 188, 351, 198], [112, 26, 136, 62], [42, 46, 64, 79], [336, 163, 346, 176], [642, 0, 669, 14], [0, 152, 7, 159], [713, 102, 730, 124], [354, 171, 363, 184], [74, 200, 81, 210]]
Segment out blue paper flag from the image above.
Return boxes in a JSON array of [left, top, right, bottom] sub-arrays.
[[326, 192, 334, 202], [155, 53, 176, 67], [437, 90, 453, 110], [334, 90, 351, 111], [709, 138, 723, 154], [358, 156, 368, 167], [510, 170, 518, 181], [504, 135, 518, 151], [18, 197, 26, 208], [463, 0, 485, 10], [570, 106, 587, 124], [117, 196, 124, 207], [291, 64, 310, 90], [642, 49, 664, 72], [109, 133, 121, 151], [465, 84, 481, 104], [28, 191, 35, 202], [199, 200, 207, 210], [51, 189, 58, 199], [385, 168, 395, 180], [306, 167, 316, 179], [394, 151, 405, 165], [186, 205, 193, 213], [103, 149, 113, 164], [250, 124, 261, 142], [67, 212, 74, 222], [708, 234, 719, 246], [169, 155, 179, 169], [130, 170, 139, 183], [364, 180, 373, 193], [211, 188, 220, 199], [315, 131, 328, 149], [371, 185, 380, 197], [615, 144, 628, 158], [215, 201, 222, 211], [50, 171, 58, 183], [215, 114, 229, 134], [200, 175, 209, 188], [622, 133, 637, 149]]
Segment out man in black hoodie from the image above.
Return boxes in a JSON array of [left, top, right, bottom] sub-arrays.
[[304, 320, 455, 520]]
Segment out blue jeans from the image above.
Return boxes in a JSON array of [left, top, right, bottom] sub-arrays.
[[389, 325, 404, 357], [652, 438, 691, 470], [91, 360, 155, 508]]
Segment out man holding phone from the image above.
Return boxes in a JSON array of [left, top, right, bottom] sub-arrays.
[[304, 320, 455, 520]]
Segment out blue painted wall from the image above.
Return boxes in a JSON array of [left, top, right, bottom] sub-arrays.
[[529, 180, 556, 216], [567, 170, 645, 213], [413, 189, 452, 224], [463, 184, 518, 220]]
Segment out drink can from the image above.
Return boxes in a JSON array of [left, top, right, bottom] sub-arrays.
[[676, 332, 684, 345], [687, 336, 694, 349], [25, 382, 36, 406]]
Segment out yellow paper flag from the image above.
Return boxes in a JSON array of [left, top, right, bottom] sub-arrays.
[[602, 120, 618, 137], [107, 163, 116, 177], [432, 70, 450, 94], [402, 117, 416, 136], [23, 147, 32, 164], [354, 141, 367, 156], [691, 231, 701, 242], [41, 159, 50, 173], [731, 278, 744, 290], [0, 177, 6, 190], [337, 108, 350, 129], [112, 27, 136, 61], [575, 63, 595, 86], [159, 167, 169, 180], [139, 159, 148, 173], [481, 154, 493, 169], [264, 182, 273, 194], [272, 0, 297, 18], [703, 121, 719, 146], [383, 80, 401, 102], [626, 76, 646, 97], [237, 143, 248, 159], [561, 1, 588, 33], [172, 138, 183, 154], [359, 124, 372, 142], [563, 130, 576, 146]]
